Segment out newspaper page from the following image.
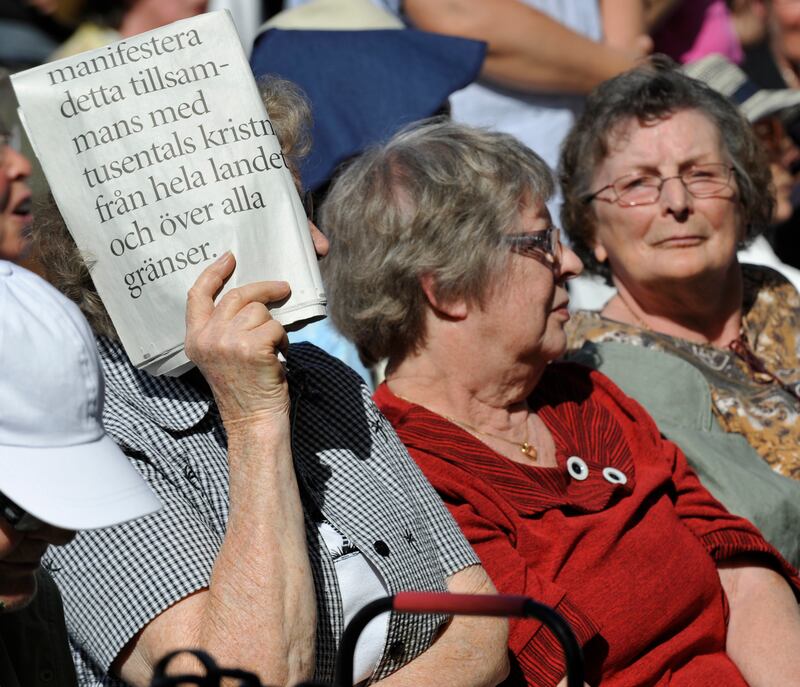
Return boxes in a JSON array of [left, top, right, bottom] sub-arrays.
[[11, 10, 326, 376]]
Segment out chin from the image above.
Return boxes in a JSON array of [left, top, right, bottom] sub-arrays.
[[0, 576, 38, 613], [0, 225, 32, 262]]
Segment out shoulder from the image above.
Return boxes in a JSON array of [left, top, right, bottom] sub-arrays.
[[742, 261, 796, 288], [539, 361, 664, 444], [287, 341, 368, 387], [742, 262, 800, 308], [540, 359, 630, 407], [96, 337, 212, 449]]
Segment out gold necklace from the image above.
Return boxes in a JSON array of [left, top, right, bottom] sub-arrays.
[[392, 391, 538, 461]]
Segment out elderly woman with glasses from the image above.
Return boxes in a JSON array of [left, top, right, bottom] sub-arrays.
[[321, 118, 800, 687], [561, 57, 800, 567]]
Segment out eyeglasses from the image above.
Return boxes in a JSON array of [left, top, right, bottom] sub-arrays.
[[0, 491, 45, 532], [0, 132, 11, 167], [503, 226, 562, 265], [585, 163, 735, 207]]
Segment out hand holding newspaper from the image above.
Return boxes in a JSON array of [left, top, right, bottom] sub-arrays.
[[12, 10, 326, 376]]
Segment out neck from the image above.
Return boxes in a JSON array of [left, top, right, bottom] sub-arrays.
[[386, 341, 544, 433], [604, 264, 743, 347]]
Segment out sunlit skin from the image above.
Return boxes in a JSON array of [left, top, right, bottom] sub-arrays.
[[0, 518, 74, 612], [589, 109, 746, 345], [0, 142, 33, 261], [474, 200, 583, 383], [386, 198, 583, 473]]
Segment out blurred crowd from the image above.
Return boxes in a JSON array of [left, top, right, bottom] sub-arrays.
[[2, 2, 800, 687]]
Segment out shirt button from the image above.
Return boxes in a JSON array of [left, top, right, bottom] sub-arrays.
[[40, 669, 54, 682], [373, 540, 390, 557], [388, 639, 405, 661], [567, 456, 589, 481], [602, 467, 628, 485]]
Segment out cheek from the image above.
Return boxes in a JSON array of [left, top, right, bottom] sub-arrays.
[[593, 209, 645, 259], [0, 524, 20, 559]]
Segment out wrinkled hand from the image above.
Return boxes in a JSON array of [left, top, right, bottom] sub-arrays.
[[185, 252, 291, 427]]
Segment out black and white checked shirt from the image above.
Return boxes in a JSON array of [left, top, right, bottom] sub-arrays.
[[46, 339, 478, 686]]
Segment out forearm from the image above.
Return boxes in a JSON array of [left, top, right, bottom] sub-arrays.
[[374, 565, 509, 686], [202, 419, 316, 681], [600, 0, 646, 50], [119, 418, 316, 687], [405, 0, 639, 93], [719, 561, 800, 686]]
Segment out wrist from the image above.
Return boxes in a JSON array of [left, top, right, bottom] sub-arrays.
[[224, 407, 292, 445]]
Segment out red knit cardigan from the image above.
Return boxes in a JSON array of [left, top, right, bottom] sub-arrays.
[[375, 362, 800, 687]]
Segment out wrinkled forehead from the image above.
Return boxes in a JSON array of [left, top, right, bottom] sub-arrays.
[[596, 109, 726, 172]]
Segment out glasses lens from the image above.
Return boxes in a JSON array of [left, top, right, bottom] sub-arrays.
[[506, 227, 559, 263], [682, 164, 731, 196], [614, 174, 661, 205], [0, 492, 44, 532]]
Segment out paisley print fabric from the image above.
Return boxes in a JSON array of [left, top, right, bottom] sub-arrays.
[[566, 265, 800, 479]]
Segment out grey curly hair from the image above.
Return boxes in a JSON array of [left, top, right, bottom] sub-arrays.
[[32, 75, 313, 339], [320, 117, 554, 367], [559, 55, 774, 284]]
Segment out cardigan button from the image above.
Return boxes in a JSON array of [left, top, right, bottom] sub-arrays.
[[602, 467, 628, 485], [373, 540, 390, 557], [567, 456, 589, 481]]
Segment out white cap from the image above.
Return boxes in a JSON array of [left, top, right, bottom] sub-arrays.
[[0, 260, 160, 529]]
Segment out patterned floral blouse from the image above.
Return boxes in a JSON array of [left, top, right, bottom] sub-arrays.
[[566, 265, 800, 480]]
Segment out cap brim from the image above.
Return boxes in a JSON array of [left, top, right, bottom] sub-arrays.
[[0, 435, 161, 530]]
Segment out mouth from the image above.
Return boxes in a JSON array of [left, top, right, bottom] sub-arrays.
[[0, 559, 41, 574], [551, 298, 571, 318], [11, 195, 32, 218], [652, 234, 706, 247]]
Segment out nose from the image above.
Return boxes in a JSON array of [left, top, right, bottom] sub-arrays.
[[557, 243, 583, 281], [2, 145, 32, 182], [308, 220, 329, 258], [659, 175, 692, 219]]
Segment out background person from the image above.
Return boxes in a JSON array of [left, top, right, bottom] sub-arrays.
[[683, 53, 800, 290], [561, 57, 800, 564], [0, 112, 33, 261], [33, 76, 508, 687], [0, 259, 160, 686], [319, 117, 800, 687]]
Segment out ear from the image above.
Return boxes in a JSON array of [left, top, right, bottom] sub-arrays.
[[593, 239, 608, 264], [420, 273, 468, 320]]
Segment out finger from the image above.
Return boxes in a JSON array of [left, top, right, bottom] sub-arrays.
[[186, 251, 235, 334], [251, 318, 290, 355], [230, 301, 271, 330], [213, 280, 291, 321]]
